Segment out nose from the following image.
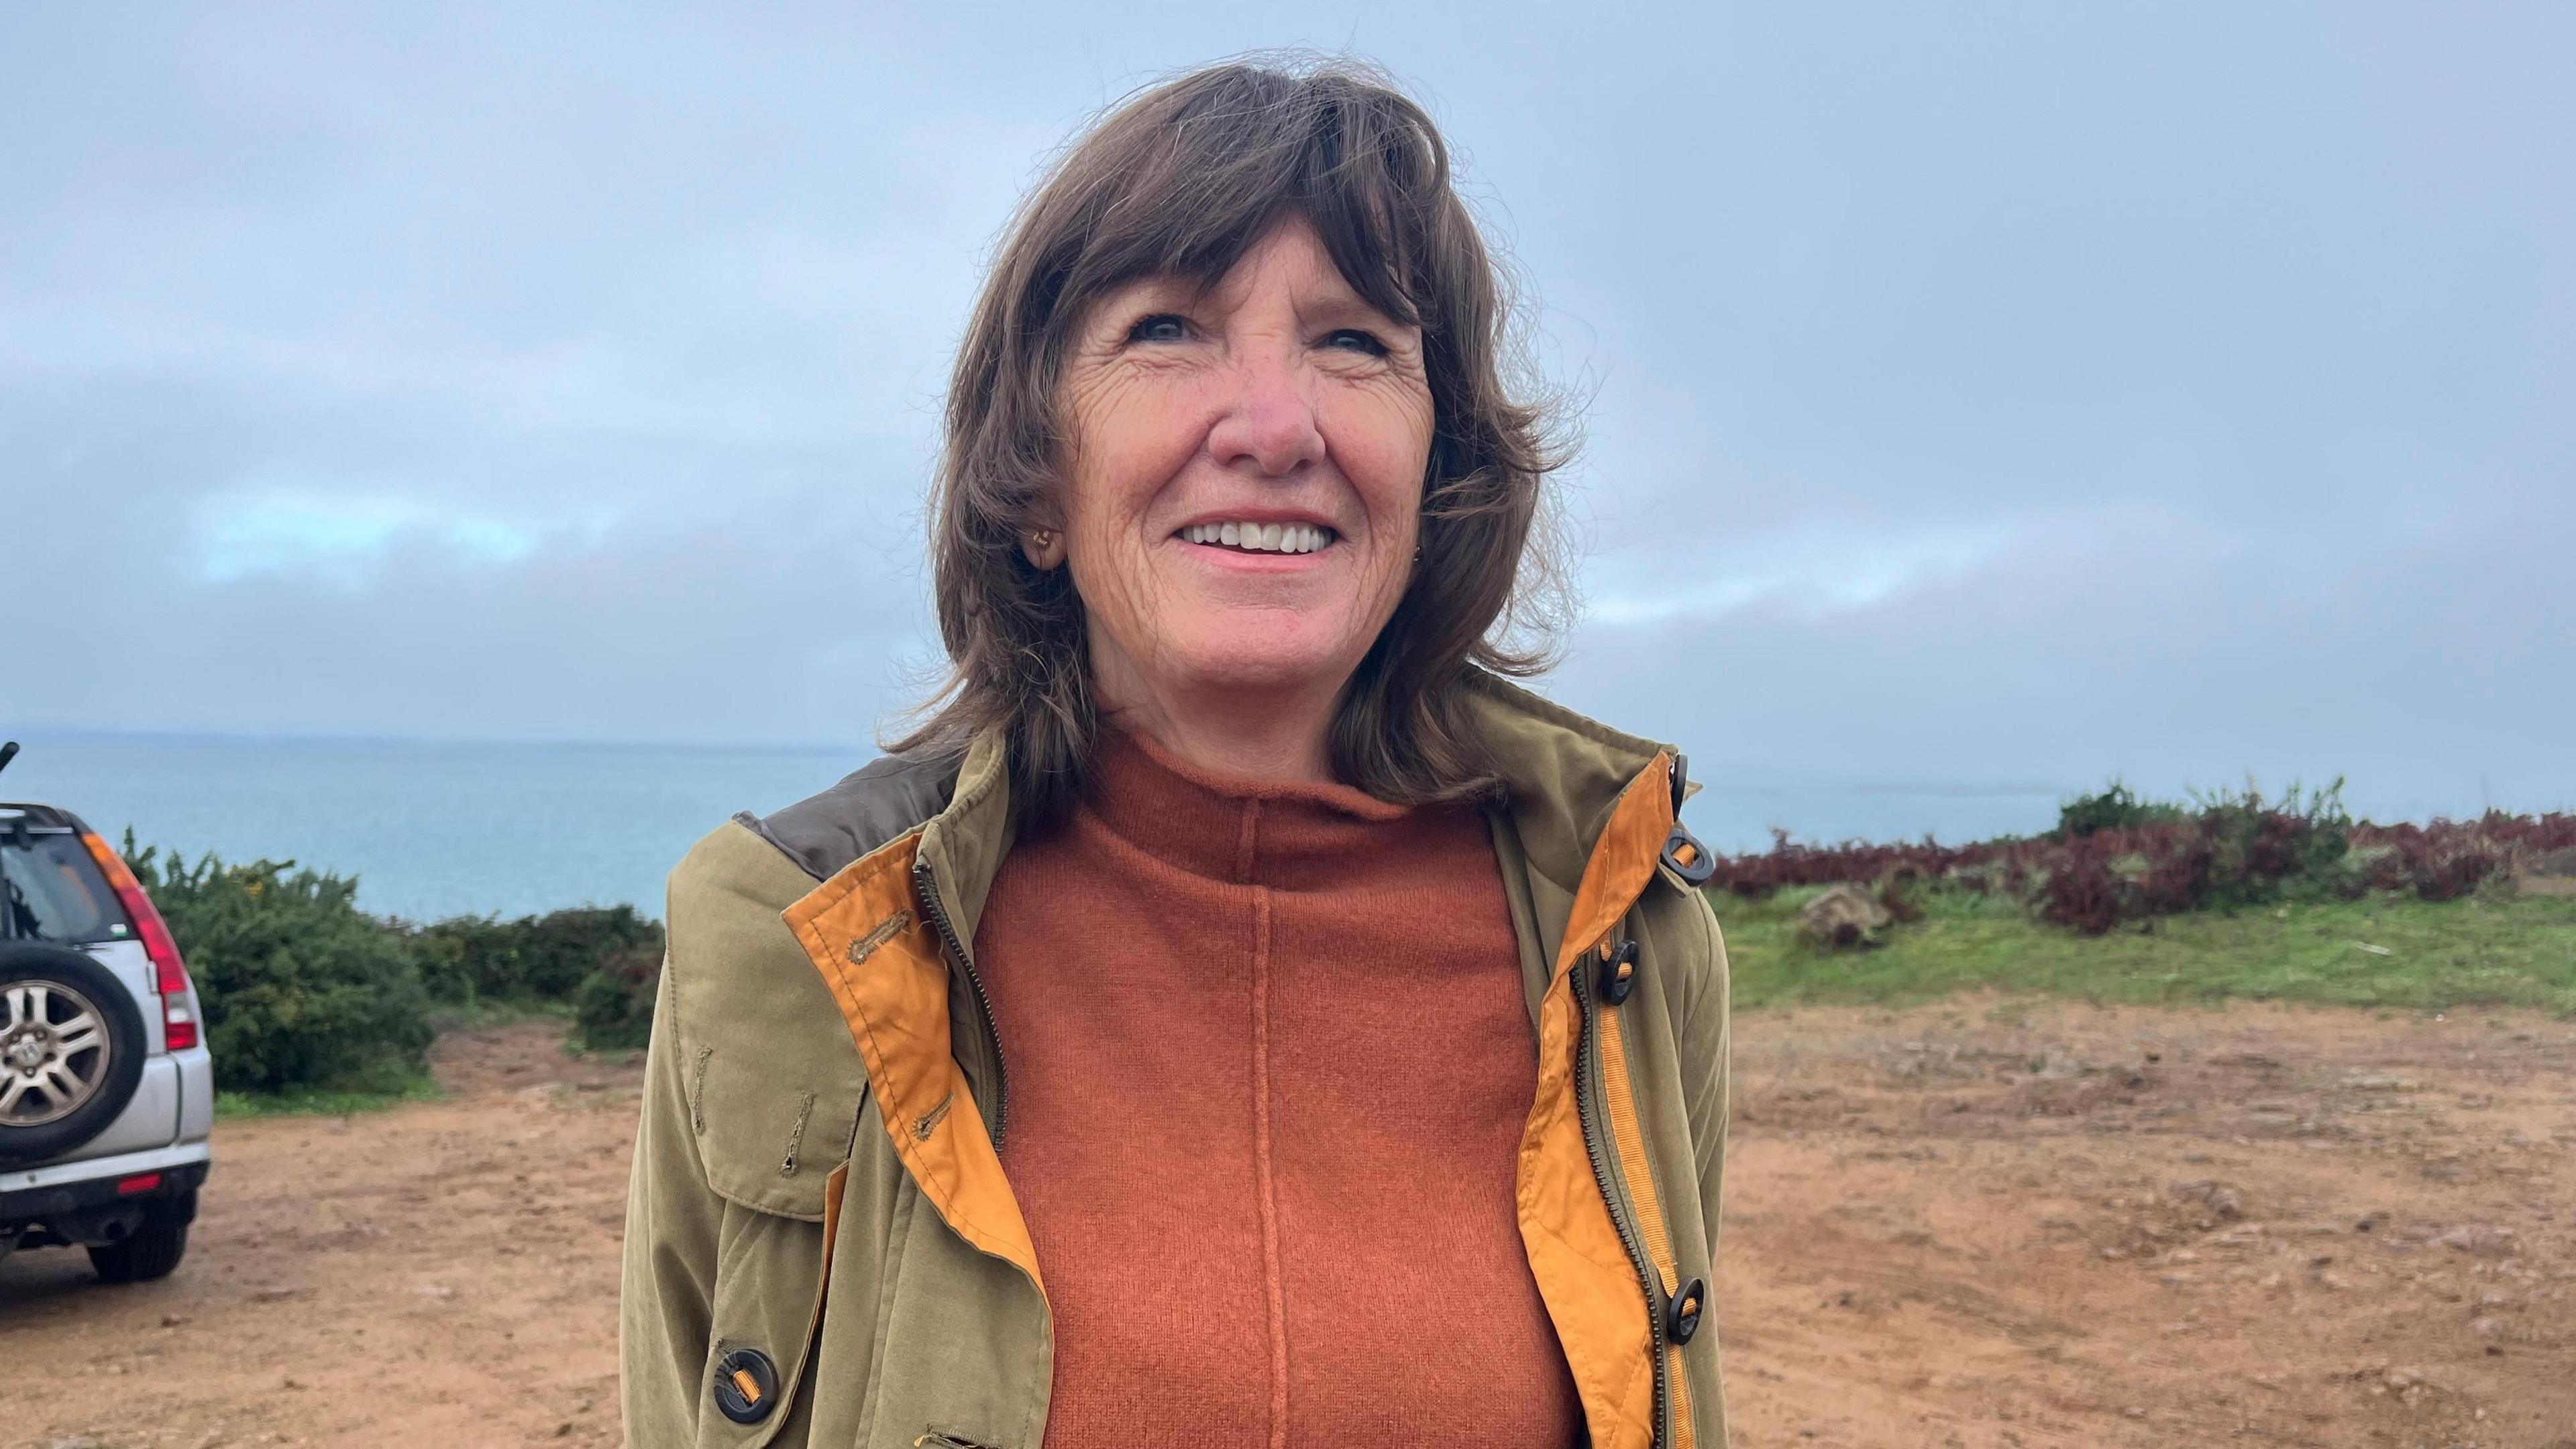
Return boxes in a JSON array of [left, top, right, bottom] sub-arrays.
[[1205, 350, 1327, 478]]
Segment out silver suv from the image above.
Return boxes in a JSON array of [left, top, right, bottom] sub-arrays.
[[1, 741, 212, 1283]]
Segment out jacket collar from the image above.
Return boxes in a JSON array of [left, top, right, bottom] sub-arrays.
[[910, 670, 1681, 958], [1460, 672, 1676, 898]]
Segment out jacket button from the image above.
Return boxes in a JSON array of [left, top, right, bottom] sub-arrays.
[[1597, 938, 1638, 1005], [713, 1346, 780, 1424], [1665, 1277, 1707, 1344]]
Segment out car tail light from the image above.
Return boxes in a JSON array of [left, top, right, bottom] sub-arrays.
[[78, 832, 200, 1051]]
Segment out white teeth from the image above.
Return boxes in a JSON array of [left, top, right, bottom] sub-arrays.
[[1183, 521, 1336, 553]]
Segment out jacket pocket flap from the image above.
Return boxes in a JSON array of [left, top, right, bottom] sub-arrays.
[[692, 1039, 867, 1220]]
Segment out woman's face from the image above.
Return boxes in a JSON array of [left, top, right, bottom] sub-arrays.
[[1055, 215, 1435, 721]]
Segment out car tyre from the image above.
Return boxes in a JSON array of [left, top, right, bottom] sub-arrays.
[[0, 943, 151, 1167], [89, 1189, 195, 1283]]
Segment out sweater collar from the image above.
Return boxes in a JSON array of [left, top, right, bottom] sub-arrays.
[[1081, 723, 1414, 884], [916, 671, 1682, 951]]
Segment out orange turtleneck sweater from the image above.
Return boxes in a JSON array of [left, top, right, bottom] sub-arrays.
[[971, 727, 1584, 1449]]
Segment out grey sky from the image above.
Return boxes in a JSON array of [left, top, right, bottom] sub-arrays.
[[5, 3, 2569, 826]]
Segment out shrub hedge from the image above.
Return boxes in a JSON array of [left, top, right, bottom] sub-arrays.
[[125, 839, 435, 1094], [573, 945, 662, 1053], [125, 837, 665, 1095], [1699, 782, 2576, 936], [403, 905, 662, 1006]]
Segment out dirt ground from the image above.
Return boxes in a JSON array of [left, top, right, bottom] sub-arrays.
[[4, 998, 2573, 1448]]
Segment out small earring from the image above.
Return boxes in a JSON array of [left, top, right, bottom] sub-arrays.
[[1023, 528, 1065, 570]]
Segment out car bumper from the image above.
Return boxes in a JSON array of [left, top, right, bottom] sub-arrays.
[[1, 1141, 212, 1223]]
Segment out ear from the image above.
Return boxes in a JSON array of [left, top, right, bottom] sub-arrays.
[[1020, 527, 1067, 571]]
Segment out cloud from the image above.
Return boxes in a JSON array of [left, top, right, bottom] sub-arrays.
[[1589, 523, 2015, 625], [197, 490, 545, 585], [1, 1, 2569, 823]]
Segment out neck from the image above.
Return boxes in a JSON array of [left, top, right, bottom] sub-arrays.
[[1091, 655, 1341, 788]]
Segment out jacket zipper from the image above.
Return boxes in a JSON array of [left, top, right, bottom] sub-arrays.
[[1571, 937, 1670, 1446], [912, 857, 1010, 1150]]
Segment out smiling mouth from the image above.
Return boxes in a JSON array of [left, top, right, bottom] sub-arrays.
[[1179, 521, 1336, 555]]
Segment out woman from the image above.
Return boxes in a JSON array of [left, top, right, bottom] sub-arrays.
[[622, 58, 1731, 1449]]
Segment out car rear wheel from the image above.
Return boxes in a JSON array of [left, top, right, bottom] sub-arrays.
[[88, 1188, 195, 1283], [0, 943, 150, 1167]]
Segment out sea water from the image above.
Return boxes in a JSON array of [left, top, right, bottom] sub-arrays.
[[2, 732, 2070, 921]]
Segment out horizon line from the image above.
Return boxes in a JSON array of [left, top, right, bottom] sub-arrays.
[[3, 721, 877, 756]]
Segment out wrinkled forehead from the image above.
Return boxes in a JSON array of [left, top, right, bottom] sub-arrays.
[[1059, 188, 1426, 343], [1112, 213, 1414, 327]]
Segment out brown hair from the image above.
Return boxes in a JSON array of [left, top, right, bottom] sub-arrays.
[[896, 55, 1570, 826]]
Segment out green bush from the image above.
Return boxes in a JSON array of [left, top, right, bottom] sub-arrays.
[[2055, 780, 2188, 839], [125, 838, 435, 1094], [121, 837, 676, 1099], [403, 926, 474, 1004], [410, 905, 663, 1004], [2194, 777, 2359, 908], [574, 947, 661, 1053]]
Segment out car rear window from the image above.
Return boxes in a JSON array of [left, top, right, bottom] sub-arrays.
[[0, 827, 133, 946]]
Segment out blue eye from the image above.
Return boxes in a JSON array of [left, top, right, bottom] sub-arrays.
[[1325, 329, 1389, 356], [1128, 314, 1188, 343]]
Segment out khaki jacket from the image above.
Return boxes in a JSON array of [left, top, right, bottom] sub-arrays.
[[620, 674, 1733, 1448]]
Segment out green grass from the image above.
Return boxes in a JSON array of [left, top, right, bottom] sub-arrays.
[[1715, 882, 2576, 1014], [213, 1073, 443, 1120]]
